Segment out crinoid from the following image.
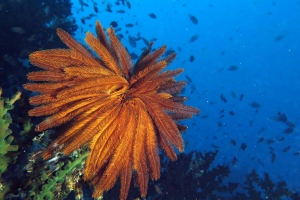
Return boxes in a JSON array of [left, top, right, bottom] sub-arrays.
[[24, 20, 199, 199]]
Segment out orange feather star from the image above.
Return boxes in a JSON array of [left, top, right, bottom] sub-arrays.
[[24, 20, 199, 199]]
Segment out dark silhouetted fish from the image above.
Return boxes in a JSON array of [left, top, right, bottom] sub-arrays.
[[240, 143, 247, 150], [141, 38, 149, 46], [266, 139, 275, 144], [126, 23, 134, 27], [110, 21, 118, 28], [149, 13, 156, 18], [185, 75, 192, 82], [117, 34, 123, 39], [228, 65, 238, 71], [189, 14, 198, 24], [126, 1, 131, 9], [293, 152, 300, 156], [282, 146, 291, 152], [128, 35, 136, 48], [274, 33, 285, 41], [285, 121, 295, 128], [164, 49, 175, 57], [283, 127, 293, 134], [239, 94, 244, 101], [250, 101, 260, 108], [271, 152, 276, 163], [189, 34, 199, 42], [81, 18, 86, 24], [94, 5, 98, 13], [220, 94, 227, 103], [229, 111, 235, 116], [130, 52, 138, 59], [106, 4, 112, 12], [231, 140, 236, 146], [190, 55, 194, 62], [257, 137, 264, 143], [117, 10, 126, 13]]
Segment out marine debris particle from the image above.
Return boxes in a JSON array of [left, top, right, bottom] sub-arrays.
[[250, 101, 260, 108], [149, 13, 156, 18], [189, 14, 198, 24]]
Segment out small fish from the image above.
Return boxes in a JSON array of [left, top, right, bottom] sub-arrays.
[[250, 101, 260, 108], [189, 14, 198, 24], [185, 75, 192, 82], [94, 5, 98, 13], [271, 152, 276, 163], [110, 21, 118, 28], [228, 65, 238, 71], [229, 111, 235, 116], [117, 34, 124, 39], [240, 143, 247, 150], [117, 10, 126, 13], [266, 139, 275, 144], [154, 184, 163, 195], [190, 55, 195, 62], [293, 152, 300, 156], [283, 127, 294, 134], [130, 52, 138, 59], [11, 27, 26, 34], [189, 34, 199, 42], [231, 140, 236, 146], [125, 23, 134, 27], [285, 121, 295, 128], [126, 1, 131, 9], [249, 120, 253, 126], [141, 38, 149, 46], [164, 49, 175, 57], [257, 137, 264, 143], [149, 13, 156, 18], [239, 94, 244, 101], [106, 4, 112, 12], [274, 33, 285, 41], [282, 146, 291, 152], [128, 36, 136, 48], [220, 94, 227, 103], [80, 18, 86, 24]]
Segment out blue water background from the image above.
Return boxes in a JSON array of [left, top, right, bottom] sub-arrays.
[[71, 0, 300, 193]]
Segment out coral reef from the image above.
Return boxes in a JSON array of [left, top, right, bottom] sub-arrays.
[[0, 88, 21, 198]]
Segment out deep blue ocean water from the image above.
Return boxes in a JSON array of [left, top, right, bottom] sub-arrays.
[[71, 0, 300, 194]]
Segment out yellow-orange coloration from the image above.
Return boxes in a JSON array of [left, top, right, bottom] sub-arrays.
[[24, 20, 199, 199]]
